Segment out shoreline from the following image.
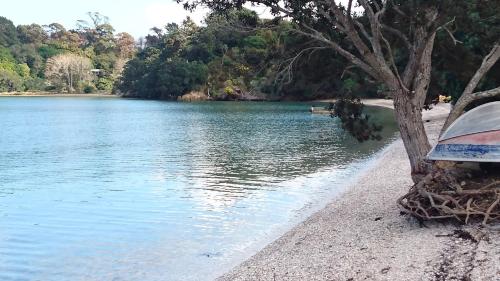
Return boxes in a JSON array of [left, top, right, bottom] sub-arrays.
[[0, 92, 118, 97], [216, 104, 499, 281], [1, 93, 392, 106], [315, 98, 395, 110], [210, 135, 402, 280]]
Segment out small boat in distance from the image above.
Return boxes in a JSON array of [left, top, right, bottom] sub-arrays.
[[427, 101, 500, 162], [309, 106, 331, 114]]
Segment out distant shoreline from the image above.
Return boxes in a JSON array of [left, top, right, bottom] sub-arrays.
[[0, 92, 118, 98], [0, 93, 395, 110], [314, 98, 395, 109]]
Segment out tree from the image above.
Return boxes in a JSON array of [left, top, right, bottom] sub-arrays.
[[10, 44, 44, 76], [44, 23, 67, 39], [77, 12, 116, 53], [117, 9, 370, 100], [45, 53, 93, 92], [115, 32, 136, 59], [0, 16, 19, 46], [0, 69, 23, 91], [17, 24, 48, 44], [44, 23, 81, 52]]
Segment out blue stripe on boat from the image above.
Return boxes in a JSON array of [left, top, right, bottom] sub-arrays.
[[427, 144, 500, 162]]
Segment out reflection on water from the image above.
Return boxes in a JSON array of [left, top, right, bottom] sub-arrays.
[[0, 98, 397, 281]]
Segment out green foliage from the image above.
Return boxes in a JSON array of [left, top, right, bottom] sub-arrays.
[[94, 52, 117, 73], [83, 83, 96, 93], [23, 76, 46, 91], [0, 69, 23, 92], [176, 0, 500, 105], [96, 77, 114, 91], [119, 49, 208, 99], [0, 1, 496, 103], [243, 35, 267, 49], [430, 0, 500, 102], [0, 14, 137, 93], [0, 45, 16, 63], [17, 24, 47, 44], [342, 78, 360, 94], [37, 44, 65, 59], [117, 8, 399, 100], [10, 44, 44, 76], [17, 63, 30, 77], [329, 98, 383, 142], [155, 59, 208, 98], [0, 16, 19, 46], [0, 46, 30, 88]]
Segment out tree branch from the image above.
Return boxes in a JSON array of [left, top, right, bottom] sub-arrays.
[[340, 64, 357, 79], [390, 0, 407, 18], [327, 0, 392, 82], [443, 26, 462, 45], [354, 20, 372, 42], [275, 46, 327, 84], [462, 43, 500, 97], [381, 24, 411, 50], [357, 0, 384, 59], [347, 0, 353, 16], [402, 7, 439, 91], [441, 43, 500, 134], [380, 29, 409, 92], [293, 26, 379, 79]]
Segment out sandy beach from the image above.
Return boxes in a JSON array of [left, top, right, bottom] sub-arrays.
[[217, 103, 500, 281], [315, 98, 395, 109]]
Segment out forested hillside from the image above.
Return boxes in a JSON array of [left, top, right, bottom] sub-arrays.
[[117, 4, 499, 101], [117, 9, 372, 100], [1, 1, 498, 101], [0, 13, 134, 93]]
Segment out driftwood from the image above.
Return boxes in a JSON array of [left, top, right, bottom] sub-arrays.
[[398, 168, 500, 226]]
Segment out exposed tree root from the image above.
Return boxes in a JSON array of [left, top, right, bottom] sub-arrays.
[[398, 167, 500, 227]]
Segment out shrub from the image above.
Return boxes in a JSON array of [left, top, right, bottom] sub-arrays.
[[96, 77, 114, 91], [83, 84, 96, 93], [23, 77, 46, 91], [0, 69, 23, 92]]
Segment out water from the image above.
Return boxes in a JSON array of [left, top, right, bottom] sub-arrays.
[[0, 97, 397, 281]]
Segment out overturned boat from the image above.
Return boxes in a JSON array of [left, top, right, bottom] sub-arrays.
[[427, 101, 500, 162]]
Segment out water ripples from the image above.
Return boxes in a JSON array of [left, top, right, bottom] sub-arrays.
[[0, 98, 397, 281]]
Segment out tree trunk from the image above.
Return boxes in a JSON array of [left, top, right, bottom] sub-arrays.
[[68, 70, 73, 93], [393, 89, 432, 181]]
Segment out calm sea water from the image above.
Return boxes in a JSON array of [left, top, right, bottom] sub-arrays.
[[0, 97, 396, 281]]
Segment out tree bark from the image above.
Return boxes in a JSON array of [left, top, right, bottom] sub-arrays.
[[412, 33, 436, 110], [393, 89, 432, 181]]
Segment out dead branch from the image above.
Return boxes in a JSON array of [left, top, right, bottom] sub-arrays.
[[398, 170, 500, 226]]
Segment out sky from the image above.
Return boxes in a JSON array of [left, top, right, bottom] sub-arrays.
[[3, 0, 273, 39]]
